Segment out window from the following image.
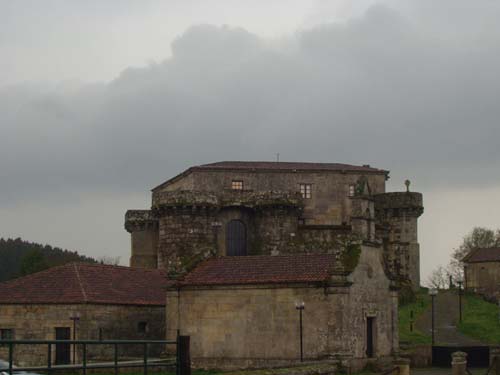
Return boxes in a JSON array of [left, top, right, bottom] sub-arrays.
[[298, 218, 306, 225], [299, 184, 312, 199], [138, 322, 148, 334], [0, 329, 14, 345], [348, 184, 355, 197], [231, 180, 243, 190]]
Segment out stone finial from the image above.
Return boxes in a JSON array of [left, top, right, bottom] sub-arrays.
[[451, 351, 467, 375], [393, 357, 410, 375], [404, 179, 411, 192]]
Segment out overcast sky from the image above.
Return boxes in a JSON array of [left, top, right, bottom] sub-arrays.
[[2, 0, 500, 283]]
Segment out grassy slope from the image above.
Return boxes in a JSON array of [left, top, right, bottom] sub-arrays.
[[398, 290, 431, 345], [458, 293, 500, 344]]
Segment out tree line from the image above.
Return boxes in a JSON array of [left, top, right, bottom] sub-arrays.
[[0, 237, 99, 282]]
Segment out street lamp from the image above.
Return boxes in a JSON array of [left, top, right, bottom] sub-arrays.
[[428, 288, 438, 345], [457, 277, 464, 323], [70, 314, 80, 364], [295, 301, 305, 362]]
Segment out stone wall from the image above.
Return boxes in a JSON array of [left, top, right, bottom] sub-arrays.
[[125, 210, 159, 268], [156, 207, 218, 274], [157, 170, 386, 225], [166, 244, 397, 370], [374, 192, 424, 289], [465, 262, 500, 300], [0, 304, 165, 367]]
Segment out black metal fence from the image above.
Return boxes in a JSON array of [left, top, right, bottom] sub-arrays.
[[432, 346, 490, 368], [0, 336, 191, 375]]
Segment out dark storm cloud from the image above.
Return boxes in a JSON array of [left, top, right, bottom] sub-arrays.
[[2, 2, 500, 206]]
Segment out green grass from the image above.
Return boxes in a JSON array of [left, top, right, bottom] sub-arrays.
[[398, 289, 431, 345], [458, 293, 500, 344]]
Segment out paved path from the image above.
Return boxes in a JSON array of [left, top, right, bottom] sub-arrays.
[[416, 290, 484, 346]]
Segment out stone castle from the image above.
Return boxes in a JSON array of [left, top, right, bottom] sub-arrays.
[[125, 161, 424, 290]]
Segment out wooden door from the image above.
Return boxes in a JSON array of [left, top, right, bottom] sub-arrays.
[[366, 317, 374, 358], [226, 220, 247, 256], [55, 327, 71, 365]]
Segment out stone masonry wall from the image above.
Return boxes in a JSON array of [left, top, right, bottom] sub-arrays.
[[465, 262, 500, 301], [253, 207, 300, 255], [157, 207, 217, 274], [158, 170, 386, 225], [374, 192, 424, 289], [0, 304, 165, 367], [125, 210, 159, 269], [166, 245, 396, 370]]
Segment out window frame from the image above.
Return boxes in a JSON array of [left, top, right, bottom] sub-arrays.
[[0, 328, 14, 345], [231, 180, 244, 190], [299, 183, 312, 199]]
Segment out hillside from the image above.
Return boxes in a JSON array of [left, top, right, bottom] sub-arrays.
[[0, 237, 97, 282]]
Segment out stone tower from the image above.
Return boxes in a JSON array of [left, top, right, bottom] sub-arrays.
[[125, 210, 158, 269], [374, 191, 424, 290]]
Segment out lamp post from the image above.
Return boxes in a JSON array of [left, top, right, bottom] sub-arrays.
[[428, 288, 438, 345], [70, 315, 80, 364], [295, 301, 305, 362], [457, 278, 463, 323]]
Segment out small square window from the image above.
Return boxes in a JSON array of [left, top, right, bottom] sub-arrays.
[[0, 329, 14, 345], [138, 322, 148, 334], [299, 184, 312, 199], [298, 218, 306, 225], [348, 185, 355, 197], [231, 180, 243, 190]]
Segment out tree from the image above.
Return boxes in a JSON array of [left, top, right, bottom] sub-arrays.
[[427, 266, 449, 289], [449, 227, 500, 280], [97, 256, 121, 265], [20, 249, 49, 276]]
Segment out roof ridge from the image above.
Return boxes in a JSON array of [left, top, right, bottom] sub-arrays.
[[74, 263, 88, 302], [208, 253, 335, 260]]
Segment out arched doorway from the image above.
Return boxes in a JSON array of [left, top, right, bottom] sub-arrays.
[[226, 220, 247, 256]]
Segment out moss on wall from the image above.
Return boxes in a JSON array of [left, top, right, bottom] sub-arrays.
[[341, 241, 361, 273]]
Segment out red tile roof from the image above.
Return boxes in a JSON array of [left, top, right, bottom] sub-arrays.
[[153, 161, 387, 191], [463, 247, 500, 263], [0, 263, 170, 305], [179, 254, 339, 286]]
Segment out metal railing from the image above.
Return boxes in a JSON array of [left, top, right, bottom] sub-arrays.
[[467, 356, 498, 375], [0, 336, 191, 375]]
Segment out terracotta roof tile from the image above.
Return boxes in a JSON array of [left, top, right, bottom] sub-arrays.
[[179, 254, 338, 286], [463, 247, 500, 263], [0, 263, 170, 305]]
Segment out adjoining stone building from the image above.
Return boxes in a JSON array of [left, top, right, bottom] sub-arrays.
[[464, 247, 500, 301], [0, 263, 167, 367], [125, 161, 424, 369], [167, 251, 399, 370]]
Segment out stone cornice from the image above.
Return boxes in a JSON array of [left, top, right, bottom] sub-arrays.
[[124, 210, 158, 233], [373, 192, 424, 218], [152, 190, 304, 211]]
